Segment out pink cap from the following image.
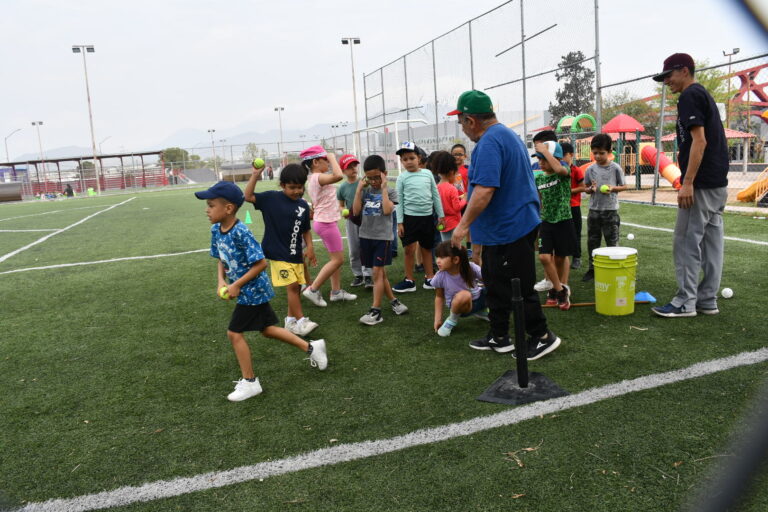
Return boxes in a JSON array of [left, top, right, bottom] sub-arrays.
[[339, 154, 359, 170], [300, 145, 327, 161]]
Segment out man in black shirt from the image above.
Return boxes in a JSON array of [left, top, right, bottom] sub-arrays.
[[650, 53, 729, 318]]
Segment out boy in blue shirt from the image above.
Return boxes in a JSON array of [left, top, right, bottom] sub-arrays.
[[393, 141, 445, 293], [244, 164, 319, 337], [195, 181, 327, 402]]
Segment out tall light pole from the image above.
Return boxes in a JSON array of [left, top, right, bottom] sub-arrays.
[[274, 107, 285, 166], [72, 45, 101, 194], [207, 129, 218, 178], [723, 47, 740, 128], [341, 37, 361, 156], [31, 121, 47, 192], [4, 128, 21, 163]]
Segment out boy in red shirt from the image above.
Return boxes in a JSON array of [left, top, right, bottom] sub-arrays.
[[561, 142, 585, 269], [433, 151, 467, 241]]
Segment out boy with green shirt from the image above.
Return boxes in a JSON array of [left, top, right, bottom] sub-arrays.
[[534, 141, 576, 310]]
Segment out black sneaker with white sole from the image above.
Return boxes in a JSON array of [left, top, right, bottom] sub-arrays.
[[513, 330, 561, 360], [469, 334, 513, 353]]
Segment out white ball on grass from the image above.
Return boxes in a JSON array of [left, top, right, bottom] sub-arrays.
[[721, 288, 733, 299], [627, 233, 635, 240]]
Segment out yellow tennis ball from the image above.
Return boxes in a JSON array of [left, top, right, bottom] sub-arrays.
[[437, 223, 445, 231], [252, 158, 265, 169], [600, 184, 610, 193], [342, 208, 350, 217], [218, 286, 230, 300]]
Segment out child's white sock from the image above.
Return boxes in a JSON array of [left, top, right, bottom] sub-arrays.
[[448, 312, 460, 323], [286, 316, 297, 324]]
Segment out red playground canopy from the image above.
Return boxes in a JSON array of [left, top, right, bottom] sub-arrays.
[[602, 113, 645, 134]]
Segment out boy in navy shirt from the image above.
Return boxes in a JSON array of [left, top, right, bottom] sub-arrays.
[[244, 164, 319, 337], [195, 181, 327, 402]]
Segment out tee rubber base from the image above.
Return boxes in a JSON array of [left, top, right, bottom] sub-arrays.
[[477, 371, 569, 406]]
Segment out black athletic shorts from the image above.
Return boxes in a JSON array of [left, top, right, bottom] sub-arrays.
[[539, 219, 577, 257], [400, 214, 437, 249], [228, 302, 279, 333]]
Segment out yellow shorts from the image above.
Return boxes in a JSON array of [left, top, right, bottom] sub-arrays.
[[269, 260, 306, 287]]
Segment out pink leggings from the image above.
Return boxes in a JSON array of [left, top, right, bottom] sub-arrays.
[[312, 221, 343, 253]]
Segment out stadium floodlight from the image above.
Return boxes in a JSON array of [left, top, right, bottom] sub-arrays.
[[4, 128, 21, 163], [274, 107, 285, 166], [340, 37, 361, 156], [71, 44, 101, 194], [722, 48, 740, 128]]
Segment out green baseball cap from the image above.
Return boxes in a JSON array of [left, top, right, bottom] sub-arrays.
[[447, 90, 494, 116]]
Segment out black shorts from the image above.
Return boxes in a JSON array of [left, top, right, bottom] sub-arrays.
[[360, 238, 393, 267], [539, 219, 577, 257], [228, 302, 279, 333], [400, 214, 437, 249]]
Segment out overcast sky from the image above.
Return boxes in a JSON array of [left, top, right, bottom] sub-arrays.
[[1, 0, 765, 160]]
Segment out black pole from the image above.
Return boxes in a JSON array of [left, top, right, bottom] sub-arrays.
[[511, 278, 528, 388]]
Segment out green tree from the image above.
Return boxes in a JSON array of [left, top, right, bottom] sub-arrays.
[[77, 160, 95, 171], [548, 51, 596, 124], [242, 143, 260, 163], [162, 147, 189, 168], [602, 90, 657, 133]]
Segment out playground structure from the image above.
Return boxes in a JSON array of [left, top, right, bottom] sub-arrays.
[[736, 167, 768, 205]]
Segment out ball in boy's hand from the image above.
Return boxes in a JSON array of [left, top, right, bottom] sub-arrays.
[[218, 286, 231, 300], [600, 184, 610, 193], [437, 223, 445, 231], [342, 208, 350, 217], [252, 158, 265, 169]]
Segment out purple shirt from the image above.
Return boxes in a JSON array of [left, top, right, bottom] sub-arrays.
[[431, 262, 483, 307]]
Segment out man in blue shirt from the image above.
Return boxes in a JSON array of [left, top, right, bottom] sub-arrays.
[[450, 90, 561, 360]]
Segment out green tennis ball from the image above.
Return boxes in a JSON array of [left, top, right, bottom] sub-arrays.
[[218, 286, 230, 300], [600, 184, 610, 193], [342, 208, 350, 217], [437, 223, 445, 231], [252, 158, 265, 169]]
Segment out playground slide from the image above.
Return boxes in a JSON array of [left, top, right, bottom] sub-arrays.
[[736, 177, 768, 202], [639, 145, 682, 189]]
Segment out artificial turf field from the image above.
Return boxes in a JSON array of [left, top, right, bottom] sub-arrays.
[[1, 181, 767, 511]]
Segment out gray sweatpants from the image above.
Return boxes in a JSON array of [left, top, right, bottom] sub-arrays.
[[346, 219, 370, 278], [671, 186, 727, 311]]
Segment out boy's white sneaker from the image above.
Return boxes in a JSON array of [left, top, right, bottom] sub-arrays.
[[391, 299, 409, 315], [534, 279, 553, 292], [308, 339, 328, 370], [330, 289, 357, 302], [294, 317, 318, 336], [227, 378, 262, 402], [302, 287, 327, 307], [285, 317, 298, 334]]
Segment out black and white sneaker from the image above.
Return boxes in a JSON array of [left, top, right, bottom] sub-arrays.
[[393, 279, 417, 293], [514, 330, 561, 360], [359, 308, 383, 325], [350, 276, 364, 287], [469, 334, 513, 353]]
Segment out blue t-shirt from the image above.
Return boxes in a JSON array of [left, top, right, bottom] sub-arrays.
[[210, 220, 274, 306], [250, 190, 310, 264], [468, 123, 541, 245]]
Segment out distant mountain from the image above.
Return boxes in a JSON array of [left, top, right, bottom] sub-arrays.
[[12, 146, 94, 162]]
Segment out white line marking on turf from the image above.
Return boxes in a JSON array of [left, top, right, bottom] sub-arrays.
[[0, 249, 209, 275], [0, 205, 106, 222], [19, 347, 768, 512], [583, 217, 768, 246], [0, 198, 136, 264], [0, 229, 59, 232]]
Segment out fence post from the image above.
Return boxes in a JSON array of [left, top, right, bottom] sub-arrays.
[[651, 84, 667, 206], [432, 40, 439, 149], [519, 0, 528, 144]]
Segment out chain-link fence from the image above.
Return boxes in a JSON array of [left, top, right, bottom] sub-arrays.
[[596, 53, 768, 207]]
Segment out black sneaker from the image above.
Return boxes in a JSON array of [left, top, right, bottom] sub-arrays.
[[350, 276, 364, 287], [557, 285, 571, 311], [469, 334, 494, 351], [423, 278, 435, 290], [393, 279, 416, 293], [469, 334, 514, 353], [363, 276, 374, 289], [582, 269, 594, 282], [571, 257, 581, 270], [415, 264, 425, 273], [514, 330, 561, 360]]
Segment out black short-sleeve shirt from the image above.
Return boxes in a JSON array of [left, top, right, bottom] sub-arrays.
[[250, 191, 310, 263], [676, 83, 729, 188]]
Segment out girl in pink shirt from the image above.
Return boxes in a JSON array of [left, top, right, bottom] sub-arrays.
[[300, 146, 357, 306], [432, 151, 467, 242]]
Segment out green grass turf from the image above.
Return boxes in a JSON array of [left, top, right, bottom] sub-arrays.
[[0, 185, 767, 510]]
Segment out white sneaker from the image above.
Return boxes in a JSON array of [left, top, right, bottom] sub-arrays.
[[294, 317, 319, 336], [227, 378, 262, 402], [534, 279, 553, 292], [330, 289, 357, 302], [437, 318, 457, 337], [360, 308, 383, 325], [302, 287, 327, 307], [308, 339, 328, 370], [285, 317, 298, 334], [391, 299, 409, 315]]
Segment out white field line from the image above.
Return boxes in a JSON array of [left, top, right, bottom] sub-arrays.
[[0, 198, 136, 265], [583, 217, 768, 246], [0, 249, 209, 275], [0, 205, 106, 222], [0, 229, 59, 232], [18, 347, 768, 512]]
